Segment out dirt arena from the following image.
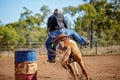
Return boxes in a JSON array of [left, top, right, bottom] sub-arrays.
[[0, 54, 120, 80]]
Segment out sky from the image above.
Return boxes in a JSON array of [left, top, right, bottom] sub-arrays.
[[0, 0, 86, 25]]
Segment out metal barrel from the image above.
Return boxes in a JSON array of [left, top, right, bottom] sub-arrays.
[[15, 50, 37, 80]]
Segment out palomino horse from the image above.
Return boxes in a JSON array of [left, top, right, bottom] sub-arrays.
[[52, 34, 89, 80]]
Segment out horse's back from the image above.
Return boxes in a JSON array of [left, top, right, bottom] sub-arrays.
[[63, 39, 77, 47]]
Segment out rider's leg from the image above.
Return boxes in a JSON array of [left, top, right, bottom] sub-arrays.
[[62, 28, 87, 45], [45, 30, 63, 62], [45, 36, 55, 62]]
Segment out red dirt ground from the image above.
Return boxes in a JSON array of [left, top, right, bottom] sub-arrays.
[[0, 55, 120, 80]]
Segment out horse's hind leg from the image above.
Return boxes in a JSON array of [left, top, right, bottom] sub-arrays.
[[77, 59, 89, 80], [65, 63, 78, 80]]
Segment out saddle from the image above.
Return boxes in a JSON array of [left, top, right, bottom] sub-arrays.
[[54, 34, 68, 43], [50, 34, 68, 51]]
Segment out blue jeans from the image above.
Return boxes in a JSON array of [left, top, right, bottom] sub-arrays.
[[45, 28, 87, 61]]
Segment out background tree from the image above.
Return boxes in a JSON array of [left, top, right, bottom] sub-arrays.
[[0, 25, 19, 49], [0, 1, 120, 49]]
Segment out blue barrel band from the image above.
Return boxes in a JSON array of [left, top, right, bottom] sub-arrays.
[[15, 51, 37, 63]]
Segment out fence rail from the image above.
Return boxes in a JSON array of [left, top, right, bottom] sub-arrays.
[[0, 41, 120, 57]]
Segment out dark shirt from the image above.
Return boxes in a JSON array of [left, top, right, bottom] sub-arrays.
[[47, 13, 68, 32]]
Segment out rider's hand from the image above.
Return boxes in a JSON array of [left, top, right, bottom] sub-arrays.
[[86, 40, 90, 45], [84, 40, 90, 48]]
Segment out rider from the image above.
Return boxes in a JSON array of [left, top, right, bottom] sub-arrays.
[[45, 8, 89, 63]]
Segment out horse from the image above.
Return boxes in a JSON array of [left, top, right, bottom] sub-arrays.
[[51, 34, 89, 80]]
